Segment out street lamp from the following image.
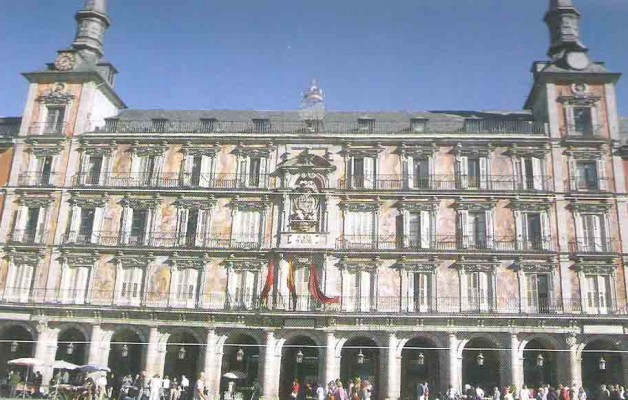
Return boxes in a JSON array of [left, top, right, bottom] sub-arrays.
[[476, 353, 485, 366], [599, 357, 606, 371], [10, 341, 18, 353], [121, 344, 129, 358], [296, 349, 304, 364], [67, 342, 75, 356], [536, 353, 544, 368], [417, 353, 425, 366], [357, 349, 365, 365], [178, 346, 186, 360], [236, 348, 245, 362]]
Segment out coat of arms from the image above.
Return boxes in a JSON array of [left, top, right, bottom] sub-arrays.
[[290, 179, 319, 232]]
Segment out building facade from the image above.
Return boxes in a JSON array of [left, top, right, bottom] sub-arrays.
[[0, 0, 627, 398]]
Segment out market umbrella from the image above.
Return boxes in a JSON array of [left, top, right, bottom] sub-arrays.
[[79, 364, 111, 373], [52, 360, 79, 370], [7, 358, 44, 367], [222, 371, 247, 380]]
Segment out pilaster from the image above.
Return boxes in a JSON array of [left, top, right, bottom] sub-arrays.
[[87, 325, 113, 366], [448, 333, 461, 391]]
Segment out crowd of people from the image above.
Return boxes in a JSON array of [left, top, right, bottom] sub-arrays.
[[113, 372, 196, 400], [440, 383, 626, 400], [289, 377, 374, 400]]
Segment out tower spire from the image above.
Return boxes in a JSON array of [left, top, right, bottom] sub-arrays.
[[300, 79, 325, 121], [72, 0, 111, 62], [544, 0, 590, 69]]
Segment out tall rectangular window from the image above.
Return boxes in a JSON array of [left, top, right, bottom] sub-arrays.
[[130, 209, 149, 245], [526, 273, 550, 313], [467, 271, 490, 311], [173, 268, 198, 307], [61, 266, 89, 304], [78, 208, 96, 241], [87, 156, 103, 185], [190, 155, 203, 186], [4, 264, 34, 303], [573, 107, 593, 136], [232, 210, 262, 247], [586, 275, 612, 314], [140, 155, 156, 186], [44, 106, 66, 134], [119, 268, 143, 304], [580, 214, 609, 252], [575, 161, 599, 190], [248, 157, 261, 187], [345, 211, 374, 248], [411, 158, 430, 189], [350, 157, 375, 189], [413, 272, 430, 312], [467, 212, 487, 248]]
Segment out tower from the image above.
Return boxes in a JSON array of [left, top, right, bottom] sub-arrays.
[[299, 79, 325, 122]]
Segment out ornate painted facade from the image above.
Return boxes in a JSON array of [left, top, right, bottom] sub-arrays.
[[1, 1, 628, 399]]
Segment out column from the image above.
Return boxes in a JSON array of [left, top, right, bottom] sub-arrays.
[[448, 333, 460, 392], [509, 334, 523, 390], [385, 333, 401, 400], [87, 325, 114, 366], [324, 331, 340, 385], [261, 330, 279, 400], [567, 335, 582, 388], [145, 327, 166, 377], [34, 325, 60, 386], [204, 330, 224, 400]]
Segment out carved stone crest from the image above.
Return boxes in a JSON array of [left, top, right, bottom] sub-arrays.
[[290, 179, 319, 232]]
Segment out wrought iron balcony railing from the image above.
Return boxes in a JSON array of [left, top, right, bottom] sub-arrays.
[[561, 124, 605, 138], [9, 230, 48, 245], [338, 174, 551, 192], [569, 238, 619, 254], [28, 122, 68, 136], [567, 177, 610, 192], [97, 118, 548, 135], [74, 172, 273, 189], [17, 172, 55, 186], [2, 288, 625, 316]]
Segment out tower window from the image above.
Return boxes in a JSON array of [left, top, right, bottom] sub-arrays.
[[572, 107, 594, 136], [410, 118, 427, 133], [44, 106, 66, 134]]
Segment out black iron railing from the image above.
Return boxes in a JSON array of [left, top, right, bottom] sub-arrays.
[[17, 172, 55, 186], [338, 175, 551, 192]]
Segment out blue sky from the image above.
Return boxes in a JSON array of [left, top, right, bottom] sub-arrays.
[[1, 0, 628, 116]]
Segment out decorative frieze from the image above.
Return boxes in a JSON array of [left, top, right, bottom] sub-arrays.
[[229, 196, 271, 211], [397, 142, 437, 158], [232, 142, 274, 158], [17, 195, 54, 208], [453, 198, 495, 211], [69, 194, 109, 208], [58, 251, 100, 266], [568, 201, 612, 213], [395, 198, 438, 212], [337, 256, 380, 272], [394, 256, 439, 272], [131, 141, 168, 156], [452, 142, 492, 157], [2, 248, 45, 265], [173, 195, 216, 210], [36, 83, 75, 105], [510, 198, 553, 211], [222, 256, 265, 271], [167, 252, 209, 270], [182, 142, 221, 157], [120, 195, 161, 209], [110, 252, 156, 268]]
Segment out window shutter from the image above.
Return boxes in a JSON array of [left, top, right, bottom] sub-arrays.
[[603, 214, 612, 251], [131, 153, 141, 178], [153, 155, 164, 186], [227, 270, 238, 306], [420, 211, 431, 249], [238, 157, 249, 188], [360, 270, 372, 311], [592, 215, 602, 252], [458, 210, 469, 247], [407, 156, 415, 189], [68, 206, 82, 243], [479, 157, 489, 189], [76, 267, 89, 304], [568, 158, 577, 190], [406, 272, 415, 312], [363, 157, 375, 189], [80, 154, 91, 184], [91, 207, 105, 244], [200, 155, 212, 188], [574, 212, 585, 251], [19, 265, 34, 303], [35, 207, 47, 243], [459, 156, 469, 189], [479, 272, 489, 309], [532, 157, 544, 190], [515, 158, 525, 190], [485, 209, 495, 249], [183, 155, 195, 186], [540, 211, 551, 250], [258, 157, 268, 188], [176, 208, 189, 245], [565, 106, 575, 136], [195, 209, 207, 247], [596, 159, 607, 191], [121, 207, 134, 244]]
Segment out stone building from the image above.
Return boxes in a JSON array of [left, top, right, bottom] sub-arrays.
[[0, 0, 627, 398]]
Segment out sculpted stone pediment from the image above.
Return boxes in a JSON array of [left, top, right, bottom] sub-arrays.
[[276, 150, 335, 175]]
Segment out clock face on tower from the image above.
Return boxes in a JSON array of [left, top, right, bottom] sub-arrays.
[[54, 52, 76, 71]]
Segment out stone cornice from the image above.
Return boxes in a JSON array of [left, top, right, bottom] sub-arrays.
[[173, 195, 216, 210], [341, 142, 384, 157], [167, 252, 209, 270], [229, 196, 271, 211], [397, 142, 437, 157], [130, 141, 167, 156], [452, 142, 493, 157], [510, 198, 552, 211], [120, 195, 161, 209], [182, 142, 221, 157], [337, 256, 380, 271], [58, 251, 100, 266], [232, 142, 275, 158], [568, 201, 612, 213], [453, 197, 495, 211], [395, 198, 438, 212], [222, 255, 265, 271], [111, 252, 156, 268], [393, 256, 439, 272], [18, 195, 54, 208], [3, 248, 45, 265], [36, 83, 75, 105], [69, 194, 109, 208]]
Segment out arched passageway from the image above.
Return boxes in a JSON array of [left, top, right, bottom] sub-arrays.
[[581, 339, 624, 391], [0, 325, 35, 377], [220, 333, 260, 398], [462, 338, 500, 392], [523, 339, 556, 388], [340, 337, 380, 399], [55, 327, 88, 365], [107, 329, 144, 380], [164, 331, 201, 382], [279, 335, 320, 400], [401, 337, 440, 399]]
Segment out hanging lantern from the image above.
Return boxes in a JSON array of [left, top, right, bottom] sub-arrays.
[[236, 348, 245, 362], [178, 346, 186, 360], [121, 344, 129, 358], [599, 357, 606, 371], [536, 353, 544, 367], [10, 341, 18, 353], [357, 349, 365, 364], [417, 353, 425, 366], [476, 353, 485, 366], [296, 349, 304, 364], [67, 342, 75, 356]]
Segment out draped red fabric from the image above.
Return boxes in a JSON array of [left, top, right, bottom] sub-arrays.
[[308, 264, 340, 304], [260, 257, 275, 304]]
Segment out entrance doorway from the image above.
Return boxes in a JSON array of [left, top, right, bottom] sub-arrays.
[[279, 336, 320, 400]]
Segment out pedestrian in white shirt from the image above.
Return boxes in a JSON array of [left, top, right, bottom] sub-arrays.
[[520, 385, 531, 400], [149, 375, 163, 400]]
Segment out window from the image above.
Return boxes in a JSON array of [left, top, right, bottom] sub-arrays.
[[66, 205, 104, 244], [78, 208, 96, 242], [119, 268, 143, 305], [295, 267, 315, 311], [410, 118, 427, 133], [139, 155, 157, 186], [575, 161, 599, 190], [407, 157, 431, 189], [44, 106, 66, 134], [405, 211, 432, 249], [358, 118, 375, 132], [345, 211, 375, 248], [248, 157, 261, 187], [343, 269, 375, 312], [199, 118, 216, 133], [60, 266, 89, 304], [572, 107, 594, 136], [36, 156, 54, 185], [517, 157, 544, 190], [457, 155, 489, 189], [86, 156, 103, 185], [459, 210, 492, 249], [3, 264, 34, 303], [237, 156, 267, 188], [253, 119, 271, 133], [350, 156, 376, 189], [232, 210, 262, 247], [526, 273, 550, 313], [172, 268, 199, 307], [151, 119, 168, 133], [516, 211, 550, 251], [578, 214, 610, 252], [466, 271, 491, 312], [228, 269, 258, 309], [411, 272, 431, 312], [130, 209, 149, 245], [13, 206, 46, 244], [585, 275, 612, 314], [190, 155, 203, 186]]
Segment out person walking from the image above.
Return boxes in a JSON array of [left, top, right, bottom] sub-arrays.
[[180, 376, 189, 400], [149, 375, 163, 400], [335, 380, 347, 400], [417, 382, 428, 400], [193, 373, 206, 400]]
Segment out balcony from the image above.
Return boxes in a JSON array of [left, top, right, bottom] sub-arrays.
[[335, 235, 397, 250], [338, 174, 551, 192], [399, 235, 553, 252], [28, 122, 68, 136], [3, 289, 626, 316], [567, 177, 610, 192], [17, 172, 55, 186], [74, 172, 273, 189], [561, 124, 605, 139], [63, 231, 264, 250], [569, 238, 619, 254], [97, 118, 548, 135], [9, 230, 48, 245]]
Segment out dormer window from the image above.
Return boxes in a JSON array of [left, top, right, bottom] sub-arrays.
[[304, 119, 323, 133], [253, 119, 271, 133], [151, 118, 168, 133], [410, 118, 427, 133], [358, 118, 375, 132], [199, 118, 216, 133]]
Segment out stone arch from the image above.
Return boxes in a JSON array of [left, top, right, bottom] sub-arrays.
[[0, 321, 37, 339], [579, 336, 624, 389], [0, 323, 37, 377], [55, 324, 89, 365], [519, 334, 562, 387], [399, 333, 445, 397], [339, 336, 381, 394], [457, 333, 503, 358], [460, 334, 504, 390], [396, 332, 445, 358], [220, 331, 262, 392], [278, 333, 323, 400], [163, 328, 202, 381]]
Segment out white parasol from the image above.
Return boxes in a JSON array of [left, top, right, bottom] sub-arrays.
[[52, 360, 79, 370], [7, 358, 44, 367]]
